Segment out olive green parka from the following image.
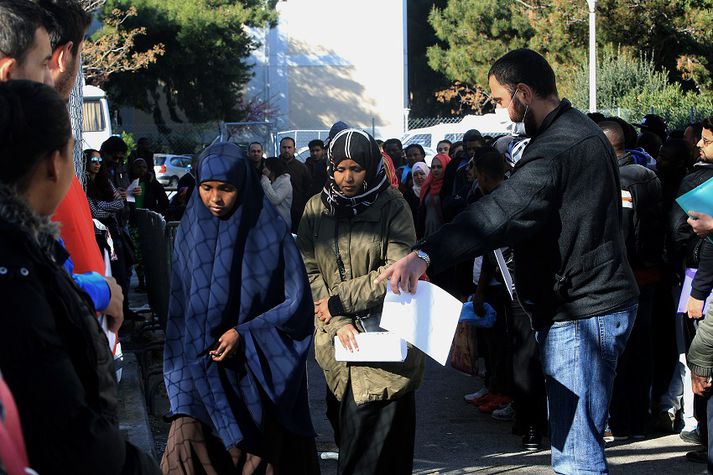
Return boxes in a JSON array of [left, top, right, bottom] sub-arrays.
[[297, 187, 424, 405]]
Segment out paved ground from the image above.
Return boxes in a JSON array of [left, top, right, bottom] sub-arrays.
[[121, 284, 706, 474], [310, 358, 705, 475]]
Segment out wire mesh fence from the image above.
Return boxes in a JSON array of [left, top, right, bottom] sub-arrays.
[[408, 116, 462, 130]]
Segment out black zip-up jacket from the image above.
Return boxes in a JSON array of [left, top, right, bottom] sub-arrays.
[[0, 187, 159, 474], [670, 162, 713, 270], [617, 153, 664, 270], [418, 99, 638, 329]]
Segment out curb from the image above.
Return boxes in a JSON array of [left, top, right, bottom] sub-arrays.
[[118, 352, 156, 460]]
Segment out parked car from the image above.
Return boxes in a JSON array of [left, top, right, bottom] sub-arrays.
[[154, 154, 192, 187]]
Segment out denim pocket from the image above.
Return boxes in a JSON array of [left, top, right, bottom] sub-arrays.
[[598, 307, 636, 363]]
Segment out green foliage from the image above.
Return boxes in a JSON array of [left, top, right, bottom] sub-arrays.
[[102, 0, 276, 128], [570, 47, 713, 130], [569, 47, 670, 110], [427, 0, 533, 89], [428, 0, 713, 110], [121, 131, 136, 156]]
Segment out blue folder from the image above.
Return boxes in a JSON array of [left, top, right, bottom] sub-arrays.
[[676, 176, 713, 217]]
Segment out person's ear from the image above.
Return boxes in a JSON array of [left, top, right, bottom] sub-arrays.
[[516, 83, 534, 106], [0, 57, 17, 81], [52, 42, 74, 73], [45, 150, 63, 183]]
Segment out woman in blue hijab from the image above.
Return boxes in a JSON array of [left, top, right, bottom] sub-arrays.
[[162, 143, 319, 474]]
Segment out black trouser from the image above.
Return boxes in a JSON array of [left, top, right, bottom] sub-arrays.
[[610, 284, 655, 435], [480, 285, 513, 395], [509, 300, 548, 431], [338, 384, 415, 475]]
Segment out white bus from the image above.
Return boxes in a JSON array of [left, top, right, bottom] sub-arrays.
[[82, 85, 112, 151]]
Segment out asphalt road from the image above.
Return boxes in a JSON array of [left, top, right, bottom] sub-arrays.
[[309, 356, 705, 475]]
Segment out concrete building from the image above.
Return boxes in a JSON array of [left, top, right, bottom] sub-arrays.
[[248, 0, 409, 139]]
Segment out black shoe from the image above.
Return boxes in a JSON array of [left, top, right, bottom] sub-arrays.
[[522, 425, 542, 451], [686, 449, 707, 464]]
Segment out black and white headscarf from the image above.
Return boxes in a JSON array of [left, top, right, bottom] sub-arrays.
[[321, 129, 389, 218]]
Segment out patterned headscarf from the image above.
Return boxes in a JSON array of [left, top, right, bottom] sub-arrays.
[[321, 128, 390, 218]]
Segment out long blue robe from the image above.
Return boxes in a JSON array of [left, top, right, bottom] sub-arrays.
[[163, 143, 315, 454]]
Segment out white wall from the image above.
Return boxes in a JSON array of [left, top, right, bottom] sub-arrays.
[[247, 0, 408, 138]]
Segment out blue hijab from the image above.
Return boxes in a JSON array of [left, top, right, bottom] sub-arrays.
[[164, 143, 315, 453]]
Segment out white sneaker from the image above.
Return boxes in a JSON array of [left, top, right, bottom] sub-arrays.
[[464, 387, 488, 403], [491, 402, 515, 421]]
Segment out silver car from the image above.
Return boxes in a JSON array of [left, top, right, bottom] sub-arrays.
[[154, 154, 192, 187]]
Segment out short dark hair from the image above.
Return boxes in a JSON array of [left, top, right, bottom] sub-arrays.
[[437, 139, 452, 147], [599, 121, 625, 151], [383, 138, 403, 150], [308, 139, 324, 149], [605, 116, 637, 150], [703, 117, 713, 134], [279, 136, 295, 147], [0, 0, 55, 62], [100, 136, 128, 156], [37, 0, 90, 56], [488, 48, 558, 97], [249, 141, 262, 149], [463, 129, 483, 144], [264, 156, 288, 177], [473, 146, 506, 181], [404, 143, 425, 158], [0, 80, 71, 191]]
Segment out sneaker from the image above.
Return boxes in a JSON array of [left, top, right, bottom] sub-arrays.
[[686, 449, 707, 464], [472, 393, 497, 407], [479, 395, 512, 414], [491, 403, 515, 421], [680, 428, 701, 445], [603, 430, 615, 443], [522, 425, 542, 451], [464, 387, 489, 403]]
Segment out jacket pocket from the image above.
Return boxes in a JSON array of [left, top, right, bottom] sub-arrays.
[[554, 241, 616, 299]]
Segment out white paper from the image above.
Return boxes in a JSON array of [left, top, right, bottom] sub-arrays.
[[493, 249, 514, 301], [334, 333, 407, 362], [125, 178, 140, 203], [379, 281, 462, 366]]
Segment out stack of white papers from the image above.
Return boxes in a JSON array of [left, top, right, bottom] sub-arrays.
[[380, 281, 462, 366], [334, 333, 407, 362]]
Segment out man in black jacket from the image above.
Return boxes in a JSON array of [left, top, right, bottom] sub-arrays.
[[600, 120, 664, 439], [280, 136, 311, 233], [379, 49, 638, 474]]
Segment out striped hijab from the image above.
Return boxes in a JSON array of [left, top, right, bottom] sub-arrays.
[[321, 129, 390, 218]]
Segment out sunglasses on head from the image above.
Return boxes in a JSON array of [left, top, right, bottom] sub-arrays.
[[90, 157, 103, 163]]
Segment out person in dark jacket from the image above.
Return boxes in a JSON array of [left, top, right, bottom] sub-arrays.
[[601, 120, 665, 438], [379, 49, 639, 474], [305, 139, 328, 198], [0, 80, 158, 474], [280, 136, 312, 233], [127, 158, 168, 291]]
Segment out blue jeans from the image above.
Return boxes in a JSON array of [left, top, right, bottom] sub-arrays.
[[536, 304, 637, 474]]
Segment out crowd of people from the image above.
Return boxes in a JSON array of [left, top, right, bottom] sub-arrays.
[[4, 0, 713, 474]]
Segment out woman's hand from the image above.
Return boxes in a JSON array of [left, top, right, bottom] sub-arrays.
[[210, 328, 240, 362], [262, 167, 271, 178], [315, 298, 332, 323], [132, 186, 142, 197], [336, 324, 359, 352]]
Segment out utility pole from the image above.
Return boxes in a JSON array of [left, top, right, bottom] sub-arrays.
[[587, 0, 598, 112]]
